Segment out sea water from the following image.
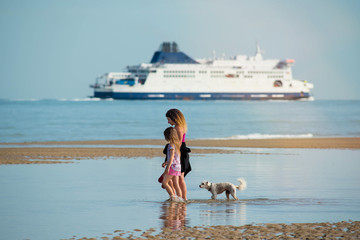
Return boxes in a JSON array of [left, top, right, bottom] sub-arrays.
[[0, 99, 360, 143], [0, 99, 360, 239], [0, 149, 359, 239]]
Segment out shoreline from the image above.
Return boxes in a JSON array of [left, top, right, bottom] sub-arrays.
[[1, 137, 359, 165]]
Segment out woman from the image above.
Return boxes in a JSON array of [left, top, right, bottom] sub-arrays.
[[165, 109, 191, 200]]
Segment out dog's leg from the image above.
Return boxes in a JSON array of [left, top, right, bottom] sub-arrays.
[[226, 191, 230, 200], [230, 189, 238, 200], [211, 190, 217, 200]]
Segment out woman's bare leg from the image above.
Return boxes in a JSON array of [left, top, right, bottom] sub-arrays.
[[179, 173, 187, 200], [172, 176, 182, 198]]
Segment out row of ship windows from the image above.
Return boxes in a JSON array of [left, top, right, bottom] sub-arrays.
[[164, 75, 196, 78], [131, 70, 286, 75], [163, 70, 285, 74], [164, 70, 196, 74], [163, 75, 284, 79], [244, 75, 284, 78], [247, 71, 285, 74], [268, 75, 284, 78]]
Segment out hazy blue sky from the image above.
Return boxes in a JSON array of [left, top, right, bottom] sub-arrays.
[[1, 0, 359, 100]]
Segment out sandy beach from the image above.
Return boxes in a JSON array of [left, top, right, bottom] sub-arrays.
[[2, 138, 360, 239], [1, 137, 359, 165], [64, 220, 360, 239]]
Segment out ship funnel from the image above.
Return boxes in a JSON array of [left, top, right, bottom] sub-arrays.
[[151, 42, 198, 64], [159, 42, 179, 53]]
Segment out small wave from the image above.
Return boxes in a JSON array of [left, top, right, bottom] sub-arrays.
[[3, 98, 42, 102], [299, 96, 315, 101], [204, 133, 313, 140]]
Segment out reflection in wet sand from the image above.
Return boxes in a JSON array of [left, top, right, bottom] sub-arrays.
[[159, 202, 188, 230], [188, 199, 247, 227]]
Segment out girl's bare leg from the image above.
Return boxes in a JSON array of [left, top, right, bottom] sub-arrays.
[[179, 173, 187, 200], [162, 174, 174, 197], [169, 179, 175, 194]]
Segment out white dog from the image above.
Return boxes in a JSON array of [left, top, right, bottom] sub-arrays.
[[199, 178, 247, 200]]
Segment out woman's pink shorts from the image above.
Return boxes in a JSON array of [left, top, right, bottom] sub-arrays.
[[168, 168, 181, 176]]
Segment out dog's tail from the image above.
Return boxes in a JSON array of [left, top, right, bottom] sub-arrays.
[[236, 178, 247, 191]]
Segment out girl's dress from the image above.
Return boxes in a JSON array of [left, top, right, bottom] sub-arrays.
[[166, 144, 181, 176], [162, 134, 192, 177]]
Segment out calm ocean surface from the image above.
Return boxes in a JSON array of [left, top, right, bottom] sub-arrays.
[[1, 99, 360, 240], [1, 99, 360, 143]]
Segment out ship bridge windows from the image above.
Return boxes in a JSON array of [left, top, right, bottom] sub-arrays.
[[273, 80, 283, 87]]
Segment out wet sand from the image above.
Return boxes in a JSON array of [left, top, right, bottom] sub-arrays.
[[0, 147, 235, 164], [1, 138, 359, 164], [2, 139, 360, 239], [2, 137, 360, 149], [67, 220, 360, 239]]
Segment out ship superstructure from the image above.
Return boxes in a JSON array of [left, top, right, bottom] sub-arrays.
[[91, 42, 313, 100]]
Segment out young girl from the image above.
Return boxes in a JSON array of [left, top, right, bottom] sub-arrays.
[[166, 109, 191, 200], [162, 127, 183, 201]]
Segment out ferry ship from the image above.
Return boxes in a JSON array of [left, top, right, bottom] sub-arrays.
[[90, 42, 313, 100]]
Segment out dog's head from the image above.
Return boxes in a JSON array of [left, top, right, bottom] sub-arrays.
[[199, 181, 211, 190]]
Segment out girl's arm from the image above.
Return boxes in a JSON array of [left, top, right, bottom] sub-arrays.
[[164, 147, 175, 174]]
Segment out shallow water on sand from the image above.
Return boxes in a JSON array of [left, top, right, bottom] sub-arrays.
[[0, 148, 359, 239]]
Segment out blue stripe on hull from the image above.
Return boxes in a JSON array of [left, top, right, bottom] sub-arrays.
[[95, 91, 310, 100], [94, 91, 113, 98]]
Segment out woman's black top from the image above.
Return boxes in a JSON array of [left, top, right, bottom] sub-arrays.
[[163, 142, 191, 177]]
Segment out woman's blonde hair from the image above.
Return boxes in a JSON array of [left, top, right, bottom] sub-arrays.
[[166, 109, 187, 133], [164, 127, 181, 153]]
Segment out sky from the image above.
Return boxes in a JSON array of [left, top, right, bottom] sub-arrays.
[[0, 0, 359, 100]]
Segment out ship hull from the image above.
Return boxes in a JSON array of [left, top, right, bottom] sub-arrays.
[[94, 91, 310, 100]]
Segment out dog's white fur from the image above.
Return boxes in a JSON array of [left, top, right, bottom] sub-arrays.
[[199, 178, 247, 200]]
